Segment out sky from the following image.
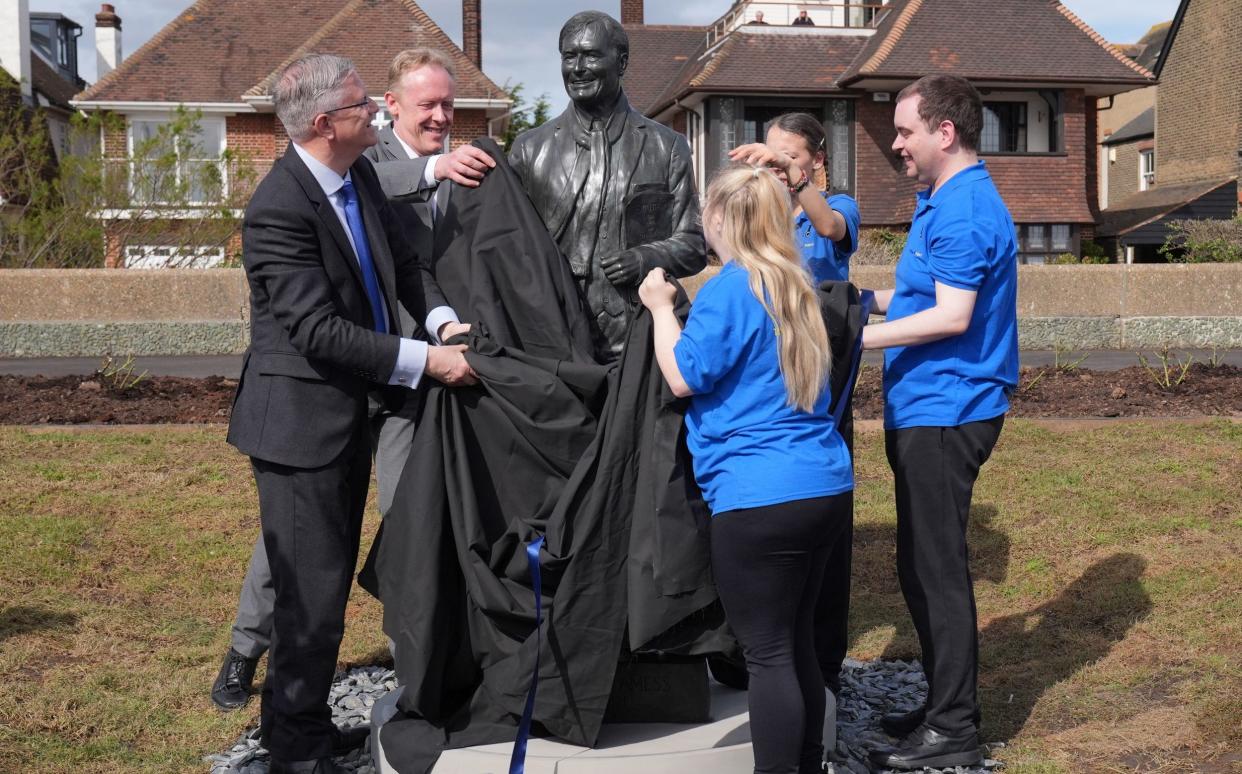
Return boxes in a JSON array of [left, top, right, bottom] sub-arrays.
[[38, 0, 1181, 113]]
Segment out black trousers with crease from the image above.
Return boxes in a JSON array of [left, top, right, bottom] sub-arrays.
[[251, 425, 371, 761], [885, 415, 1004, 736]]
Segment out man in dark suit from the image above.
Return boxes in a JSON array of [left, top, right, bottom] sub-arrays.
[[225, 53, 473, 774], [509, 11, 705, 362], [209, 48, 497, 716]]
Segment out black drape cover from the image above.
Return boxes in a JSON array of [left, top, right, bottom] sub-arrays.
[[360, 140, 732, 773]]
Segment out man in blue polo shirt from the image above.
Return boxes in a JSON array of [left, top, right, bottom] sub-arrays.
[[860, 74, 1018, 771]]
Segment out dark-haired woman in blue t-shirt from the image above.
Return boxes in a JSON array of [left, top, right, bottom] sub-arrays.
[[639, 163, 853, 774], [730, 112, 861, 285]]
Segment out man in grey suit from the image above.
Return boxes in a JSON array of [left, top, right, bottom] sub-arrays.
[[210, 48, 491, 714], [360, 48, 495, 517]]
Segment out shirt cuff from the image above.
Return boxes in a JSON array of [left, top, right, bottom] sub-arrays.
[[425, 305, 460, 344], [389, 338, 428, 389], [424, 155, 443, 187]]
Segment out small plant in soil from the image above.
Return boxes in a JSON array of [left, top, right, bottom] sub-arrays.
[[97, 355, 150, 392], [1136, 347, 1194, 391], [1053, 344, 1089, 372]]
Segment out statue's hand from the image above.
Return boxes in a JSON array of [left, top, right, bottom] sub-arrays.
[[600, 250, 643, 286]]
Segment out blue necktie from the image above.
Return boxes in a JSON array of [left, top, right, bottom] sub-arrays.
[[339, 180, 388, 334]]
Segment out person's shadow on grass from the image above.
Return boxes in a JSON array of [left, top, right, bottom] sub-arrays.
[[848, 509, 1151, 743], [848, 504, 1011, 660], [977, 552, 1151, 742], [0, 605, 77, 643]]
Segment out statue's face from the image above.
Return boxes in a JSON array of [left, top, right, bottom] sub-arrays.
[[560, 23, 627, 110]]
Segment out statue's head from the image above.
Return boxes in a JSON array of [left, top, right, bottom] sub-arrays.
[[558, 11, 629, 112]]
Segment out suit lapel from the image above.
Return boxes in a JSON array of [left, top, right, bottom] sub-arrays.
[[379, 127, 405, 162], [282, 151, 366, 292], [543, 118, 589, 239], [620, 120, 648, 194]]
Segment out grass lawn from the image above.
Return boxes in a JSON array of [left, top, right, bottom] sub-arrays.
[[1, 420, 1239, 772]]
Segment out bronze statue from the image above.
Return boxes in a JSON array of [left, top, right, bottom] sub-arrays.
[[509, 11, 706, 362]]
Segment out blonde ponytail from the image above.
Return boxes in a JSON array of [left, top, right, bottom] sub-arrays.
[[703, 164, 832, 412]]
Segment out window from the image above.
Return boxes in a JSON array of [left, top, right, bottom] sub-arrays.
[[742, 105, 794, 145], [128, 117, 226, 205], [123, 245, 226, 269], [1017, 223, 1075, 264], [56, 24, 73, 68], [981, 102, 1027, 153], [1140, 149, 1156, 191], [30, 20, 55, 61]]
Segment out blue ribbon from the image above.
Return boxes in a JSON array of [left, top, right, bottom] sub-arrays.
[[508, 534, 545, 774], [832, 289, 874, 429]]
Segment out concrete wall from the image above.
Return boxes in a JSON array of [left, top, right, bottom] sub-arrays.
[[2, 265, 1241, 356]]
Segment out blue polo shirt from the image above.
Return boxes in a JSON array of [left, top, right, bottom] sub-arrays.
[[882, 162, 1019, 429], [674, 261, 854, 514], [796, 192, 860, 284]]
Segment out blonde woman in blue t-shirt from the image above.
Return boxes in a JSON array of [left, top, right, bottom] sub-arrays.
[[638, 164, 854, 774]]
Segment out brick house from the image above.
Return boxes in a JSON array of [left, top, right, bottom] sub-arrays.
[[1096, 23, 1167, 210], [1097, 0, 1241, 262], [621, 0, 1154, 263], [71, 0, 511, 267]]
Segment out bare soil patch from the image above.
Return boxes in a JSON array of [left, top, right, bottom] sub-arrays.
[[852, 363, 1242, 420], [0, 373, 235, 424], [0, 363, 1239, 424]]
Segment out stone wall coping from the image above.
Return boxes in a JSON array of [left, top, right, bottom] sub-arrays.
[[1, 264, 1240, 323]]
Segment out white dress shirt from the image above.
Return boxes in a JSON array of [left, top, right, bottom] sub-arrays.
[[291, 142, 459, 389], [391, 130, 443, 187]]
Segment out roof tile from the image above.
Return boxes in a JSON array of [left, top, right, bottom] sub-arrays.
[[839, 0, 1155, 85], [77, 0, 505, 104]]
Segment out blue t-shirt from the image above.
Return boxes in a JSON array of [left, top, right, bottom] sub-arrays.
[[673, 261, 854, 514], [882, 162, 1019, 429], [796, 192, 860, 284]]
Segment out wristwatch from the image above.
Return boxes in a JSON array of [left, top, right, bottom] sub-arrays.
[[788, 170, 810, 195]]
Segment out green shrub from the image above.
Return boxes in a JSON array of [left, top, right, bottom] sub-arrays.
[[1, 81, 254, 268], [1080, 239, 1111, 264], [1158, 216, 1242, 263]]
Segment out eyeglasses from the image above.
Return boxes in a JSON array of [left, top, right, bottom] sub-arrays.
[[323, 98, 373, 115]]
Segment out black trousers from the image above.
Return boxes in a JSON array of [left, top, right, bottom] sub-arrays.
[[813, 491, 853, 693], [712, 493, 852, 774], [251, 427, 372, 760], [885, 416, 1004, 735]]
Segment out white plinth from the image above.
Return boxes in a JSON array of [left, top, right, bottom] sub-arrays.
[[375, 682, 759, 774]]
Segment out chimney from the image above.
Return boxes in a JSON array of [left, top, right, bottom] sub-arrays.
[[620, 0, 643, 25], [462, 0, 481, 69], [95, 3, 122, 79], [0, 0, 32, 100]]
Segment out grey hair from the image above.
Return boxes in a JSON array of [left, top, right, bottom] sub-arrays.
[[274, 53, 358, 142]]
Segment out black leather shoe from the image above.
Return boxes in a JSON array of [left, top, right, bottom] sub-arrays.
[[879, 706, 925, 738], [211, 647, 260, 711], [269, 757, 347, 774], [330, 725, 370, 755], [868, 724, 982, 770]]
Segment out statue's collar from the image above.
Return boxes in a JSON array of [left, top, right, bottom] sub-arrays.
[[570, 94, 631, 148]]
